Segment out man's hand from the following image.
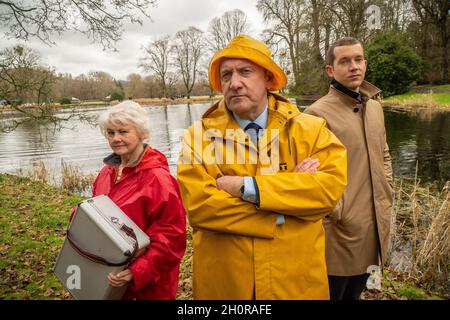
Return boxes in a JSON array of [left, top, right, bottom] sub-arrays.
[[216, 158, 319, 198], [293, 158, 320, 173], [108, 269, 133, 287], [216, 176, 244, 197]]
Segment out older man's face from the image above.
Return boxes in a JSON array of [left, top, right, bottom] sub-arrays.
[[220, 58, 272, 121]]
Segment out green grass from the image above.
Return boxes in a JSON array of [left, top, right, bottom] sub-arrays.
[[384, 92, 450, 105], [382, 271, 444, 300], [0, 172, 193, 300], [383, 84, 450, 108], [0, 173, 84, 299], [434, 93, 450, 105]]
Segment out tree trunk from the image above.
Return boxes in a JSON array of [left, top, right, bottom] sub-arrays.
[[441, 26, 449, 83], [311, 0, 324, 66], [438, 1, 449, 82]]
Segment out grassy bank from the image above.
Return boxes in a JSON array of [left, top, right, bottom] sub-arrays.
[[0, 172, 447, 300], [0, 173, 82, 299], [0, 172, 193, 300], [382, 84, 450, 109]]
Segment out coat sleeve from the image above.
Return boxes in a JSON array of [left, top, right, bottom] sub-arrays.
[[176, 128, 277, 239], [383, 139, 394, 191], [255, 119, 347, 222], [128, 170, 187, 292]]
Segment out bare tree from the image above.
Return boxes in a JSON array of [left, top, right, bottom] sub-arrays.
[[35, 67, 56, 103], [48, 70, 121, 101], [309, 0, 327, 65], [412, 0, 449, 82], [377, 0, 413, 31], [125, 73, 143, 99], [71, 73, 91, 101], [87, 71, 118, 100], [0, 45, 56, 103], [323, 0, 371, 40], [172, 27, 204, 99], [140, 36, 171, 98], [0, 46, 95, 133], [257, 0, 308, 90], [165, 71, 179, 98], [207, 9, 251, 52], [0, 0, 157, 50]]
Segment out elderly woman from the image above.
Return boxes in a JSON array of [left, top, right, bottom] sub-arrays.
[[91, 100, 186, 300]]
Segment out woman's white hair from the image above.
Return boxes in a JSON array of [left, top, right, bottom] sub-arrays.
[[98, 101, 151, 142]]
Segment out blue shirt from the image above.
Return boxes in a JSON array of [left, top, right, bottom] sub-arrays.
[[233, 107, 285, 225]]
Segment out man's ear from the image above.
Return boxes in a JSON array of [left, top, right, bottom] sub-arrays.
[[266, 71, 274, 89], [325, 65, 334, 78]]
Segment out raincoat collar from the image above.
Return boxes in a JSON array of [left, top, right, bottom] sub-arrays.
[[329, 80, 381, 105], [331, 79, 362, 102], [360, 80, 382, 99], [103, 144, 168, 171], [201, 93, 300, 135]]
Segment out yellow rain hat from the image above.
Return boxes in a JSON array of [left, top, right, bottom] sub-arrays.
[[208, 35, 288, 93]]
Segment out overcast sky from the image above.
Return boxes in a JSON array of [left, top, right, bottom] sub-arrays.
[[0, 0, 265, 81]]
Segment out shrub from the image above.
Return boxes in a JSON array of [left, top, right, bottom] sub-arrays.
[[59, 97, 71, 105], [366, 32, 422, 97], [110, 92, 124, 101]]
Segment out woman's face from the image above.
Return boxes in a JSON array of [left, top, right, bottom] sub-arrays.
[[106, 123, 142, 157]]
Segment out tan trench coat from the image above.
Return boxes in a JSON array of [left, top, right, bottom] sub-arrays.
[[304, 80, 394, 276], [177, 93, 347, 299]]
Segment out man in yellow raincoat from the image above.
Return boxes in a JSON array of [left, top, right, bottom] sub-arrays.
[[177, 35, 347, 299]]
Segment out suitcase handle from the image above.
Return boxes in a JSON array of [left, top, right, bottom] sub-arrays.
[[66, 224, 138, 267]]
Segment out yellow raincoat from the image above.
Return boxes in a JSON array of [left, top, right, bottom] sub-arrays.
[[177, 93, 347, 299]]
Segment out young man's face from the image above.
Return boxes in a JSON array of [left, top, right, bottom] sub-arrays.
[[220, 58, 272, 121], [326, 44, 368, 92]]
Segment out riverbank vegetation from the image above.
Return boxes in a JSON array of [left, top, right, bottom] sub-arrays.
[[0, 166, 448, 300], [382, 85, 450, 109]]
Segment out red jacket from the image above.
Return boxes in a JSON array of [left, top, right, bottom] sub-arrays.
[[89, 145, 186, 300]]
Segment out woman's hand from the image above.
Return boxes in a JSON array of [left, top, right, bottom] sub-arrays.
[[108, 269, 133, 287]]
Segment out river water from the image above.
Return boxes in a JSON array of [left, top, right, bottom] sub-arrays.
[[0, 104, 449, 186]]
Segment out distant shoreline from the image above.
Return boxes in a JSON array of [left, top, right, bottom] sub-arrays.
[[2, 84, 449, 112]]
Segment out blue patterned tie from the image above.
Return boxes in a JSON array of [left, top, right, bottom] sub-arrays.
[[244, 122, 262, 146]]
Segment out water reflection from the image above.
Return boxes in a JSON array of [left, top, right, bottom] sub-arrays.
[[0, 104, 448, 185], [385, 108, 450, 184], [0, 104, 211, 181]]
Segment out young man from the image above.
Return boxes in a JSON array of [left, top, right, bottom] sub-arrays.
[[304, 37, 394, 300], [177, 35, 347, 299]]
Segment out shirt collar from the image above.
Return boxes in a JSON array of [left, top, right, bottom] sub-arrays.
[[232, 105, 268, 130]]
